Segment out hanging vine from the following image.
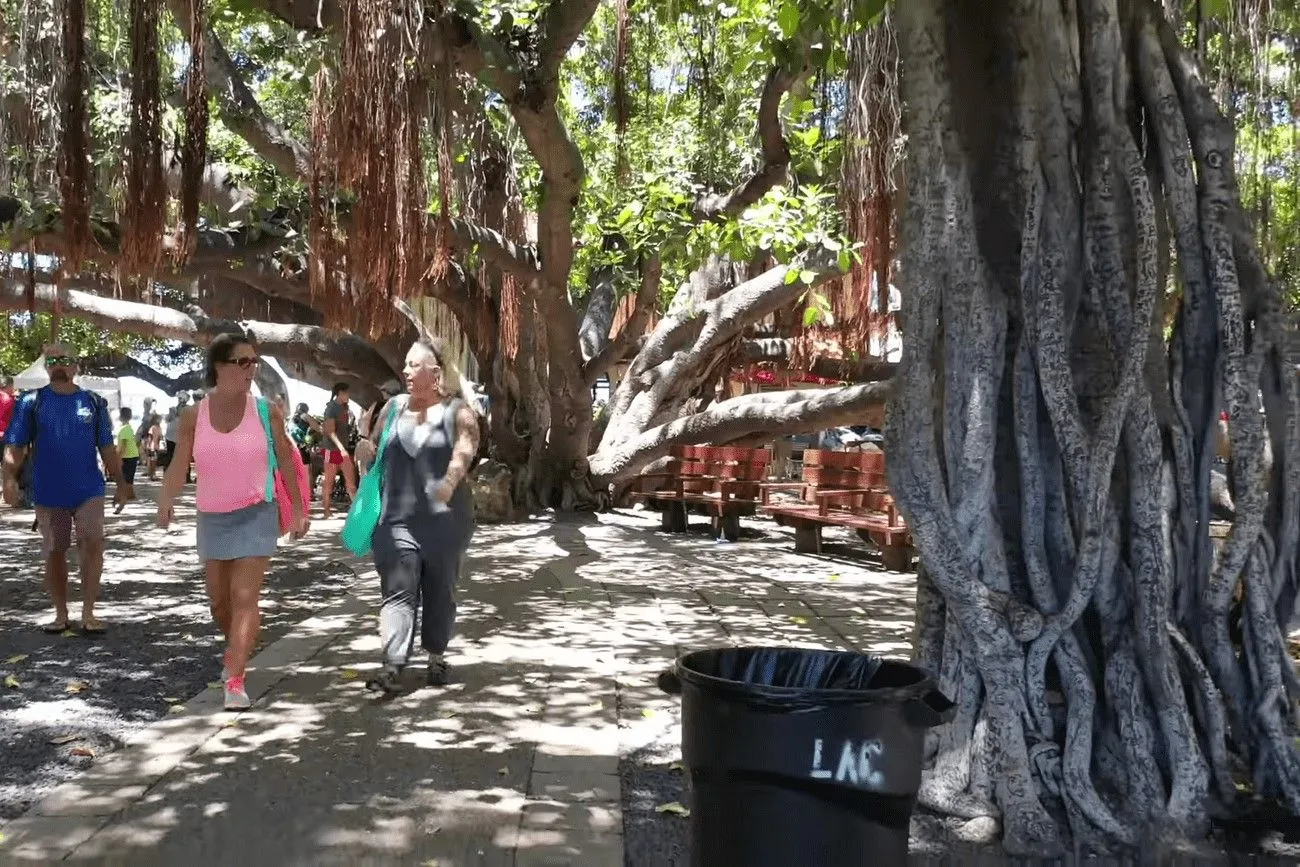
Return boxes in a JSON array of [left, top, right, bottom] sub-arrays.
[[327, 0, 429, 336], [173, 0, 210, 266], [835, 10, 901, 359], [425, 61, 456, 288], [308, 67, 344, 323], [119, 0, 165, 281], [56, 0, 91, 272], [611, 0, 631, 181]]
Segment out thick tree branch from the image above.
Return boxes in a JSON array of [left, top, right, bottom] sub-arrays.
[[583, 254, 661, 385], [0, 278, 394, 394], [250, 0, 340, 30], [81, 352, 204, 394], [632, 249, 840, 375], [589, 381, 892, 480], [693, 64, 809, 221], [448, 216, 542, 284], [741, 338, 898, 382], [600, 249, 842, 451], [536, 0, 601, 80], [167, 0, 310, 180]]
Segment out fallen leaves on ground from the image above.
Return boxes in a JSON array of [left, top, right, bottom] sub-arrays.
[[339, 669, 359, 680], [669, 761, 684, 772], [69, 746, 95, 758], [655, 801, 691, 818], [827, 573, 841, 582], [4, 674, 19, 689], [641, 708, 656, 719], [169, 705, 186, 714], [48, 734, 80, 745], [60, 630, 76, 638], [162, 696, 181, 703], [4, 654, 27, 665], [497, 767, 509, 776], [207, 682, 222, 689], [65, 680, 89, 694]]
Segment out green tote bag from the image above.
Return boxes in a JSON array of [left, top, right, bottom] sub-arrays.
[[341, 398, 403, 556]]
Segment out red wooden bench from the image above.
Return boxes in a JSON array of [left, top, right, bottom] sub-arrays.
[[632, 445, 772, 542], [760, 448, 914, 571]]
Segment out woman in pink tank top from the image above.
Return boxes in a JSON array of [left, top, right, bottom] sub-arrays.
[[157, 334, 309, 710]]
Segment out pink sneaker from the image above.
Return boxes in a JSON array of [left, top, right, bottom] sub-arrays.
[[224, 676, 251, 710]]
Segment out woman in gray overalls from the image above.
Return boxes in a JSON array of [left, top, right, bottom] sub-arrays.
[[366, 337, 480, 693]]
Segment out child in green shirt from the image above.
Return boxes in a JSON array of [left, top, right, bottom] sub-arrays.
[[115, 407, 140, 513]]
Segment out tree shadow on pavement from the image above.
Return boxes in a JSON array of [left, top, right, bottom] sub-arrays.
[[1, 510, 926, 864], [0, 487, 360, 821]]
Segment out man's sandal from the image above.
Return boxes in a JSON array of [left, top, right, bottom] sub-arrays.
[[81, 617, 107, 635], [42, 620, 69, 634]]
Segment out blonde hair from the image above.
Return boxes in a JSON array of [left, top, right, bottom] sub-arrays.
[[414, 336, 478, 410]]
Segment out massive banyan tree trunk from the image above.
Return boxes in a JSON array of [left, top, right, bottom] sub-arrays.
[[888, 0, 1300, 855]]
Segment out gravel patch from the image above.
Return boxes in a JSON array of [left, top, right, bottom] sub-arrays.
[[621, 743, 689, 867], [0, 513, 357, 820]]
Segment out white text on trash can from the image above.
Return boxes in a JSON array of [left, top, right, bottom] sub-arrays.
[[808, 738, 885, 786]]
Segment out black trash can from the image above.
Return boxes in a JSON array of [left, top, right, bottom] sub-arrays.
[[659, 647, 954, 867]]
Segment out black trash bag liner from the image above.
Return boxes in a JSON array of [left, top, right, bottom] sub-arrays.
[[668, 647, 937, 714]]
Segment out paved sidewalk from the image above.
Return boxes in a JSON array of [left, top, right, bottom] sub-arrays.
[[0, 507, 917, 865]]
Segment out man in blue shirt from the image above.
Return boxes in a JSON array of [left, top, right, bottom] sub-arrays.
[[1, 345, 127, 634]]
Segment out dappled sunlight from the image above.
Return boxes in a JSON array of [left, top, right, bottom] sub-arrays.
[[1, 506, 918, 862], [0, 483, 359, 823]]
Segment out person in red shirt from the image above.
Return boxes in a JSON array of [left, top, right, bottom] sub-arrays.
[[0, 376, 14, 441]]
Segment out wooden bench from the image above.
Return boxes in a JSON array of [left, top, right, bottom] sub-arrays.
[[632, 445, 772, 542], [760, 448, 915, 571]]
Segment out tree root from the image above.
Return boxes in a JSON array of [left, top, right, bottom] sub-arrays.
[[892, 0, 1300, 855]]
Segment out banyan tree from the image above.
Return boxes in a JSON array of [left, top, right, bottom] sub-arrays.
[[889, 0, 1300, 854]]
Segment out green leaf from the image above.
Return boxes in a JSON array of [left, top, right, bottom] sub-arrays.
[[784, 267, 801, 285], [852, 0, 890, 26], [837, 249, 852, 272], [799, 269, 817, 285], [802, 306, 821, 327], [777, 2, 801, 38]]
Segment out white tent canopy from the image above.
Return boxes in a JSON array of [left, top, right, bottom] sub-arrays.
[[13, 355, 121, 412]]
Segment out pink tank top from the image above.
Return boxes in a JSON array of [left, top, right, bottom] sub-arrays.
[[194, 394, 270, 513]]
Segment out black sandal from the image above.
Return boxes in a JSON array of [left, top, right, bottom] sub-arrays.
[[365, 667, 402, 694]]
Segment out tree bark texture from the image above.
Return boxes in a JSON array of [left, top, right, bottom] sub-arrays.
[[888, 0, 1300, 854]]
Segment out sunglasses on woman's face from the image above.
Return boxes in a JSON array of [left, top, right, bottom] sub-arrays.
[[44, 356, 78, 367], [226, 356, 260, 369]]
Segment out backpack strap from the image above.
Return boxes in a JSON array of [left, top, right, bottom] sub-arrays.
[[90, 393, 107, 443], [25, 388, 43, 448], [254, 397, 278, 502], [370, 395, 406, 477]]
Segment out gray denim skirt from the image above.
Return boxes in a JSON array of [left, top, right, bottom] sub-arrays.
[[196, 500, 279, 562]]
